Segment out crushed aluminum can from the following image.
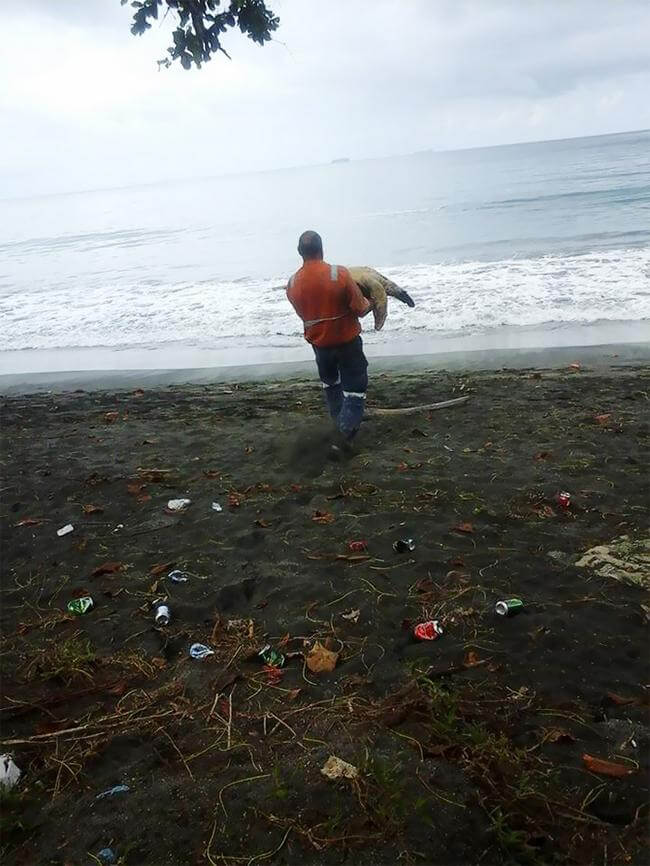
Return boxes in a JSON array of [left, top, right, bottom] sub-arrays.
[[211, 502, 223, 512], [348, 540, 368, 552], [96, 784, 130, 800], [557, 491, 571, 509], [67, 596, 94, 615], [393, 538, 415, 553], [189, 642, 215, 660], [57, 524, 74, 537], [414, 620, 443, 641], [168, 569, 189, 583], [258, 644, 285, 667], [0, 754, 21, 790], [166, 498, 191, 512], [152, 601, 171, 626], [97, 849, 116, 865], [495, 598, 524, 616]]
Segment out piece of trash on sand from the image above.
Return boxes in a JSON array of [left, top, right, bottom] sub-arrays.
[[321, 755, 359, 781], [57, 524, 74, 537], [495, 598, 524, 616], [15, 517, 43, 527], [414, 620, 443, 641], [556, 491, 571, 509], [96, 784, 130, 800], [347, 540, 367, 552], [305, 641, 339, 673], [341, 608, 361, 623], [166, 498, 191, 513], [393, 538, 415, 553], [112, 523, 124, 533], [67, 596, 94, 615], [211, 502, 223, 512], [97, 848, 116, 864], [258, 644, 285, 667], [152, 601, 171, 626], [189, 643, 214, 660], [168, 569, 189, 583], [0, 754, 21, 790]]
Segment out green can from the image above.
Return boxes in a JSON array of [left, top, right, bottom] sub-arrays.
[[495, 598, 523, 616], [67, 596, 94, 615], [258, 644, 285, 667]]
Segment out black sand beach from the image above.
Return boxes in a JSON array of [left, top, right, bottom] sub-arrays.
[[1, 358, 648, 865]]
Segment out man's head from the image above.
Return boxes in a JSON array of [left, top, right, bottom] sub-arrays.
[[298, 230, 323, 261]]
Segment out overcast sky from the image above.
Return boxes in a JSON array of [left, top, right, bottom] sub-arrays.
[[1, 0, 649, 197]]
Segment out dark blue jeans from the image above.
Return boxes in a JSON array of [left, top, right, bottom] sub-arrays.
[[313, 336, 368, 437]]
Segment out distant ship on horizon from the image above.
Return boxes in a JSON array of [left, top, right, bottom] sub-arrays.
[[331, 157, 350, 164]]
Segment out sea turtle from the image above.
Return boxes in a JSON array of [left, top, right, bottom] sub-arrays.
[[347, 266, 415, 331]]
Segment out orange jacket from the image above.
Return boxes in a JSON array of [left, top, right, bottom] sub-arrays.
[[286, 260, 370, 348]]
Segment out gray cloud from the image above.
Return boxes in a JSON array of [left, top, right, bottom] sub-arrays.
[[1, 0, 649, 197]]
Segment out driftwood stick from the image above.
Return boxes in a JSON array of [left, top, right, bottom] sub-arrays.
[[365, 396, 469, 417]]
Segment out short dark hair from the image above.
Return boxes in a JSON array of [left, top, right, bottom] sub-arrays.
[[298, 230, 323, 260]]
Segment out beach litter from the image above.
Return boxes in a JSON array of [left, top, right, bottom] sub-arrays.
[[189, 643, 215, 660], [168, 569, 189, 583], [0, 755, 21, 790], [211, 501, 223, 512], [258, 644, 285, 668], [96, 785, 130, 800], [67, 596, 94, 615], [321, 755, 359, 781], [556, 491, 571, 509], [305, 641, 339, 673], [341, 608, 361, 623], [57, 524, 74, 537], [96, 849, 116, 864], [582, 754, 636, 778], [347, 540, 367, 552], [152, 601, 171, 626], [495, 598, 524, 617], [393, 537, 415, 553], [414, 620, 443, 641], [166, 498, 191, 513]]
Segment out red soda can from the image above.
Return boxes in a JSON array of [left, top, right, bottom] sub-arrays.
[[557, 491, 571, 509], [414, 620, 443, 641], [348, 540, 368, 552]]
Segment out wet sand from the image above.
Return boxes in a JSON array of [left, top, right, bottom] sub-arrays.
[[1, 360, 648, 865]]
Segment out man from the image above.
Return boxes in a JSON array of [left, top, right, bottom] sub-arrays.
[[287, 230, 373, 453]]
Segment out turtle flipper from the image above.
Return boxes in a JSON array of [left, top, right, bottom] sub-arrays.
[[348, 267, 388, 331]]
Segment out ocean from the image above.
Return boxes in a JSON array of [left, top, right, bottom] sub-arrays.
[[1, 129, 649, 374]]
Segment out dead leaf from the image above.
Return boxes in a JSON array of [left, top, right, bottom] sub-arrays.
[[312, 510, 335, 525], [534, 451, 553, 462], [452, 522, 474, 534], [287, 688, 302, 701], [464, 651, 481, 667], [255, 518, 270, 528], [532, 503, 556, 519], [149, 561, 174, 576], [127, 482, 145, 496], [341, 608, 361, 623], [545, 728, 575, 744], [104, 411, 119, 424], [82, 504, 104, 515], [605, 692, 639, 706], [151, 657, 167, 669], [203, 469, 220, 479], [321, 755, 358, 781], [397, 461, 409, 472], [305, 641, 339, 673], [582, 754, 635, 777], [14, 517, 43, 527], [290, 483, 302, 492], [92, 561, 124, 577], [228, 492, 242, 508], [595, 413, 612, 426]]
